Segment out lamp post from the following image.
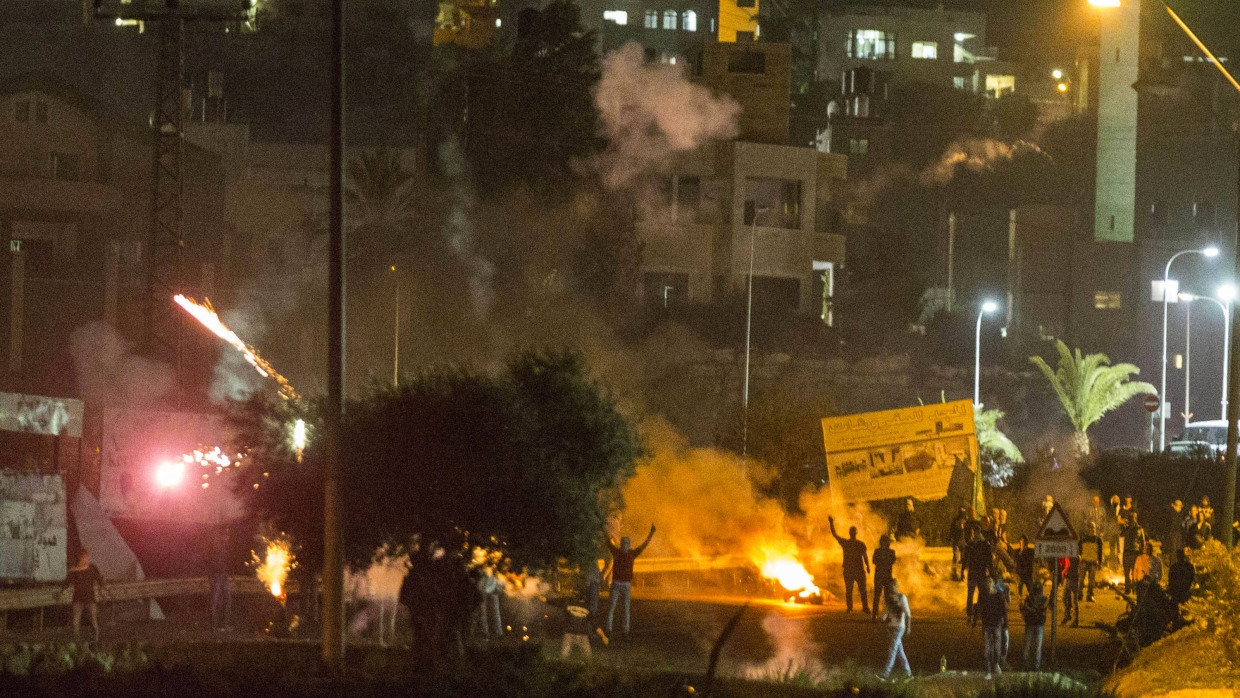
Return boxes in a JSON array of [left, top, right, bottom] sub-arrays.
[[742, 204, 771, 458], [974, 300, 998, 407], [1159, 247, 1218, 450], [1180, 285, 1235, 420], [390, 264, 400, 386]]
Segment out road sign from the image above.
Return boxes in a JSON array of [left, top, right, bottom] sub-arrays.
[[1035, 501, 1079, 558], [1144, 395, 1160, 413]]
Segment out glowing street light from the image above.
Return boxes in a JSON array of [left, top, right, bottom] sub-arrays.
[[1052, 69, 1064, 80], [975, 300, 999, 407], [1088, 0, 1121, 7], [1159, 247, 1219, 450], [1057, 82, 1070, 93]]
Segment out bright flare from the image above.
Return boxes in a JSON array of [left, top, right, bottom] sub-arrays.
[[253, 534, 296, 600], [292, 419, 307, 461], [154, 460, 185, 488], [173, 294, 299, 400]]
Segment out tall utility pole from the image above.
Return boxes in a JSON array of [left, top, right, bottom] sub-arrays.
[[322, 0, 347, 670], [92, 1, 252, 402]]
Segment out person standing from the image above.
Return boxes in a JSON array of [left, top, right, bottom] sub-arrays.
[[1085, 495, 1108, 535], [477, 565, 506, 639], [1167, 500, 1185, 556], [606, 524, 655, 638], [1008, 536, 1035, 599], [1121, 512, 1147, 594], [872, 535, 896, 620], [61, 548, 104, 643], [979, 574, 1009, 679], [561, 598, 593, 660], [880, 579, 912, 679], [1060, 555, 1080, 627], [948, 507, 970, 581], [1079, 522, 1104, 603], [1019, 582, 1048, 671], [962, 528, 993, 625], [208, 526, 232, 631], [1200, 496, 1214, 530], [1167, 548, 1195, 612], [895, 499, 921, 541], [1132, 541, 1162, 602], [829, 516, 870, 614]]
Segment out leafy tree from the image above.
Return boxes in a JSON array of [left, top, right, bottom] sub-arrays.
[[1029, 339, 1156, 456], [975, 405, 1024, 464]]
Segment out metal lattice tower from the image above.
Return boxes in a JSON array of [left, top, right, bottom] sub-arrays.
[[92, 1, 251, 402]]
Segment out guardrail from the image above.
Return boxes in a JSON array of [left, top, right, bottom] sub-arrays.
[[633, 547, 955, 574], [0, 575, 300, 631]]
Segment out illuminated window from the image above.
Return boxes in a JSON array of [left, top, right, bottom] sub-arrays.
[[911, 41, 937, 59], [1094, 291, 1122, 310], [644, 9, 657, 28], [662, 10, 676, 29], [14, 100, 30, 122], [603, 10, 627, 25], [682, 10, 696, 31], [953, 76, 966, 90], [985, 74, 1015, 97], [847, 30, 895, 60], [953, 34, 976, 63], [848, 138, 869, 155]]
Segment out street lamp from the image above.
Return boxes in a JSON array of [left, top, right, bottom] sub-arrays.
[[1180, 285, 1236, 420], [975, 300, 998, 407], [1160, 247, 1219, 450], [742, 204, 771, 458]]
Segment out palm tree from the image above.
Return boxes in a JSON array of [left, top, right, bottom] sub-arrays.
[[1029, 339, 1156, 456], [346, 148, 415, 232], [975, 405, 1023, 464]]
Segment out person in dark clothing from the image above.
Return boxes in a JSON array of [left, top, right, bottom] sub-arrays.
[[829, 516, 870, 613], [1167, 548, 1195, 609], [1079, 522, 1104, 603], [962, 528, 994, 624], [1121, 512, 1147, 593], [1019, 582, 1048, 671], [871, 534, 896, 619], [208, 526, 232, 631], [949, 508, 970, 581], [895, 499, 921, 540], [606, 524, 655, 637], [979, 574, 1010, 678], [1061, 555, 1080, 626], [1167, 500, 1184, 556], [61, 548, 104, 642], [1007, 536, 1035, 599]]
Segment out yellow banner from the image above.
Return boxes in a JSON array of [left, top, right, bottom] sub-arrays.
[[822, 400, 978, 503]]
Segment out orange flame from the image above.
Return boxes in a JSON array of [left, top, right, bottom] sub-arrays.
[[252, 535, 296, 600], [754, 545, 820, 598], [173, 294, 299, 400]]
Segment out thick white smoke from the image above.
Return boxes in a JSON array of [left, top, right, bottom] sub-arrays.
[[593, 42, 741, 188]]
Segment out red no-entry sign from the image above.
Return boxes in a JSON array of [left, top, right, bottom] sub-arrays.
[[1144, 395, 1160, 413]]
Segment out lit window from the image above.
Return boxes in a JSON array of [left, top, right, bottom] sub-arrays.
[[953, 35, 975, 64], [682, 10, 696, 31], [603, 10, 627, 25], [848, 138, 869, 155], [985, 74, 1015, 97], [1094, 291, 1122, 310], [953, 76, 967, 90], [662, 9, 677, 29], [644, 9, 658, 28], [911, 41, 937, 59], [846, 30, 895, 60], [14, 100, 30, 122]]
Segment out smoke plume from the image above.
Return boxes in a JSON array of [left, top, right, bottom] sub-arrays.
[[69, 322, 174, 407], [593, 42, 740, 188], [918, 138, 1045, 187]]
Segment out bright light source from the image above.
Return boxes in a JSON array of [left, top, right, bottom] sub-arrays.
[[1219, 284, 1238, 302], [1057, 82, 1069, 93], [1204, 246, 1221, 257], [1089, 0, 1121, 7], [1052, 69, 1064, 80], [494, 18, 501, 27], [1178, 292, 1195, 302], [981, 301, 999, 313], [292, 419, 307, 452], [155, 461, 186, 489]]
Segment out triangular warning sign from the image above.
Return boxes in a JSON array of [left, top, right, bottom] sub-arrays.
[[1036, 502, 1078, 541]]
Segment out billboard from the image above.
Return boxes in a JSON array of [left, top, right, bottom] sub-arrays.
[[822, 400, 978, 503], [0, 473, 68, 581], [99, 409, 244, 523], [0, 392, 83, 438]]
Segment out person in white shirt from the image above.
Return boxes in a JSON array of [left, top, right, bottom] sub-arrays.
[[880, 578, 913, 679]]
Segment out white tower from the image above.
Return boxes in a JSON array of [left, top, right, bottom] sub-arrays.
[[1094, 0, 1141, 242]]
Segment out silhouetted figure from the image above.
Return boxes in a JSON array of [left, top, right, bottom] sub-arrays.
[[894, 499, 921, 540], [1121, 512, 1147, 593], [1167, 548, 1195, 610], [829, 516, 870, 613], [1019, 582, 1048, 671], [979, 574, 1009, 679], [962, 528, 993, 624], [61, 549, 104, 643], [872, 534, 896, 619]]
